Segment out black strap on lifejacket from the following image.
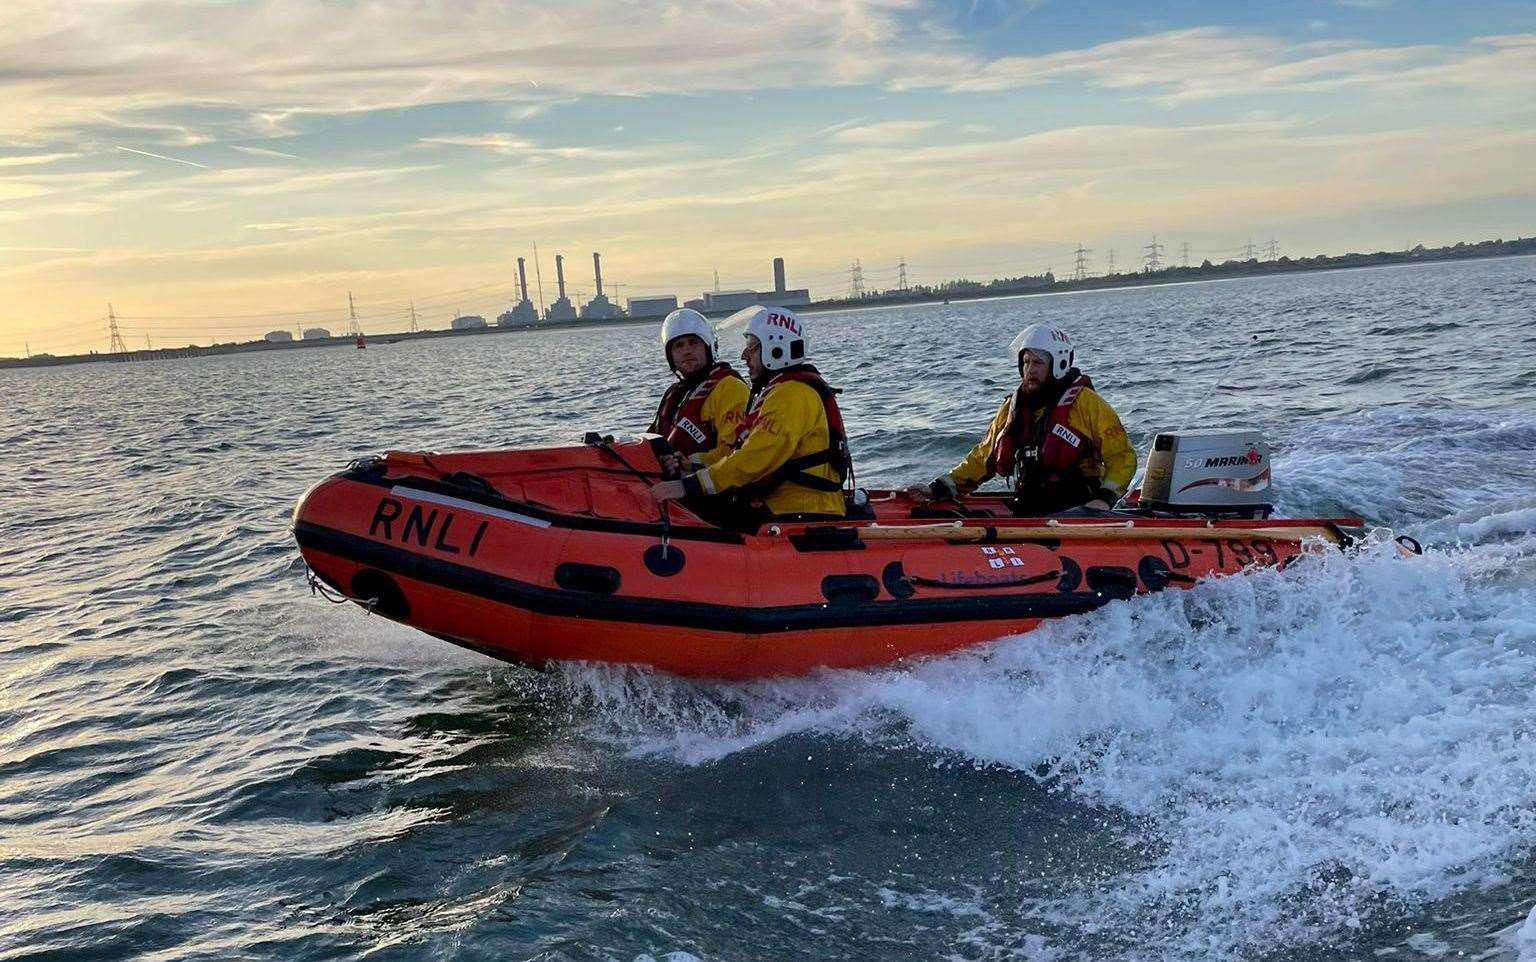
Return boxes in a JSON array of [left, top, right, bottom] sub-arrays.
[[760, 447, 846, 492], [737, 368, 851, 498]]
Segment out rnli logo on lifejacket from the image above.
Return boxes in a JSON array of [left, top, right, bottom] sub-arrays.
[[676, 417, 708, 445], [1051, 423, 1082, 447], [766, 312, 801, 335]]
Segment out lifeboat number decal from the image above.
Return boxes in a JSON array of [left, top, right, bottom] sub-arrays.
[[1160, 537, 1280, 570], [981, 546, 1027, 569]]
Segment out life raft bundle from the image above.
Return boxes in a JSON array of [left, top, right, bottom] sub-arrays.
[[292, 439, 1363, 679]]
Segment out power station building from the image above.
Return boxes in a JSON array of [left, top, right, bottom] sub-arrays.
[[498, 257, 539, 326], [544, 254, 577, 322], [579, 252, 622, 320], [694, 257, 809, 313], [627, 295, 678, 319], [494, 250, 806, 327], [701, 290, 762, 312]]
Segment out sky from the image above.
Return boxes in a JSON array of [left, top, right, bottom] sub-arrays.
[[1, 0, 1534, 356]]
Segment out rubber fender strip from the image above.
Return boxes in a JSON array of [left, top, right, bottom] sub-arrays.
[[294, 522, 1107, 633]]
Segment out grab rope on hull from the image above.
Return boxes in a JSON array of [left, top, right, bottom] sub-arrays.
[[306, 565, 380, 614]]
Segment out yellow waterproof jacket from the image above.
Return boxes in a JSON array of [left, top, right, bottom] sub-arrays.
[[652, 365, 750, 463], [684, 379, 846, 517], [936, 386, 1136, 501], [687, 375, 750, 466]]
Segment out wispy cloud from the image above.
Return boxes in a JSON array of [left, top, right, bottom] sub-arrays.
[[244, 222, 329, 232], [828, 120, 942, 145], [230, 145, 301, 161], [0, 152, 83, 168], [5, 4, 1529, 149], [115, 145, 207, 168], [417, 134, 538, 154], [0, 168, 141, 203], [0, 0, 951, 146], [917, 28, 1536, 105], [417, 133, 637, 162]]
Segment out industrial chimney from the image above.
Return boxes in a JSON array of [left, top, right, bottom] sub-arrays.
[[773, 257, 786, 294], [545, 254, 577, 321], [517, 257, 530, 301], [592, 252, 605, 298]]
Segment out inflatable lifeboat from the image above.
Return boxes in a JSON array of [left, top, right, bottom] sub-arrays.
[[292, 438, 1362, 679]]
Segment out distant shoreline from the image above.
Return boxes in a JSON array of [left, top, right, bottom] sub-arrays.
[[5, 237, 1531, 371]]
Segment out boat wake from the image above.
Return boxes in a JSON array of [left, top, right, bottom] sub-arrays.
[[559, 513, 1536, 958]]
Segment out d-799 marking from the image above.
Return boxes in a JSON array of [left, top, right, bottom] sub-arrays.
[[1161, 537, 1279, 570], [369, 496, 489, 558]]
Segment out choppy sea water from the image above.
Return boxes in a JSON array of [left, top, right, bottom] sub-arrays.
[[3, 256, 1535, 962]]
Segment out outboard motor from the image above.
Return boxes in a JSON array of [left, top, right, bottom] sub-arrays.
[[1139, 429, 1273, 517]]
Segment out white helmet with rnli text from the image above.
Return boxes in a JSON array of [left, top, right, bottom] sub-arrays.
[[1009, 323, 1074, 379], [734, 305, 808, 371], [659, 308, 716, 368]]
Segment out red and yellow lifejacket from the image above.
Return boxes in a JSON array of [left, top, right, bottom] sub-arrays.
[[986, 371, 1095, 498], [650, 363, 745, 456], [734, 365, 852, 496]]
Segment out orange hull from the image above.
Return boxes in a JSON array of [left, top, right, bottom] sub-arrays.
[[293, 441, 1358, 679]]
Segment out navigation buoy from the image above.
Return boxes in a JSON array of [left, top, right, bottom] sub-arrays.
[[355, 334, 366, 349]]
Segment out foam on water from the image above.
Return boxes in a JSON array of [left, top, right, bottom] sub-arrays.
[[561, 521, 1536, 958], [1516, 905, 1536, 960]]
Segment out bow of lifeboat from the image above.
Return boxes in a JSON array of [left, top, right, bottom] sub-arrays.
[[293, 440, 1361, 679]]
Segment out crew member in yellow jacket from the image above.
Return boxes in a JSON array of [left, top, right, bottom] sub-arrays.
[[907, 323, 1135, 514], [652, 306, 849, 523], [648, 308, 749, 468]]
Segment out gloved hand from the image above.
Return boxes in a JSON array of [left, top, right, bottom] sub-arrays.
[[902, 483, 935, 504], [651, 480, 686, 503], [659, 453, 688, 478]]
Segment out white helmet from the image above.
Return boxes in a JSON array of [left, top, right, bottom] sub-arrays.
[[733, 305, 808, 371], [1009, 323, 1074, 379], [659, 308, 716, 368]]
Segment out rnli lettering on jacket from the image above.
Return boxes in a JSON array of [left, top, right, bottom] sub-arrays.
[[986, 371, 1094, 482], [736, 367, 849, 490], [681, 367, 845, 516], [650, 363, 745, 455]]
